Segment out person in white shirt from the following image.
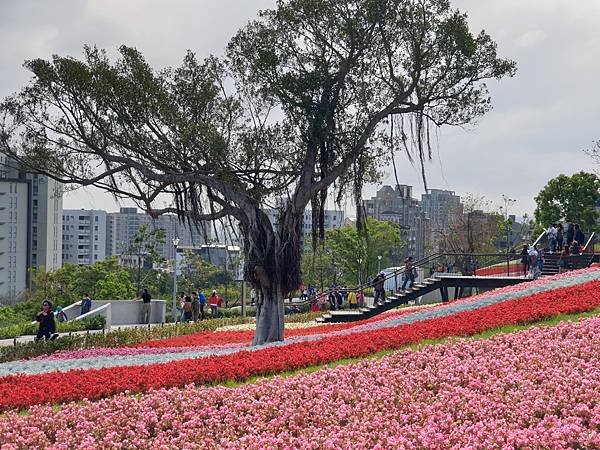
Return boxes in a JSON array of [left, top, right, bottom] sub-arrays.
[[546, 224, 557, 253]]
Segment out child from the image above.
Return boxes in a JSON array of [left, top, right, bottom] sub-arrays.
[[35, 300, 58, 342]]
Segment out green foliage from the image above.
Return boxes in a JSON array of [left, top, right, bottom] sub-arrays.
[[301, 218, 403, 288], [0, 316, 252, 363], [27, 258, 135, 305], [534, 172, 600, 233], [0, 316, 105, 340], [122, 224, 166, 293]]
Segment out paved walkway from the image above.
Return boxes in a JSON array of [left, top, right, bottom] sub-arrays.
[[0, 323, 165, 348]]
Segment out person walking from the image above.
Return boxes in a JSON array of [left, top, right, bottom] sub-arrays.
[[80, 293, 92, 316], [191, 291, 199, 322], [198, 289, 206, 320], [573, 224, 585, 249], [209, 290, 220, 317], [401, 257, 415, 291], [35, 300, 58, 342], [374, 273, 386, 305], [140, 288, 152, 324]]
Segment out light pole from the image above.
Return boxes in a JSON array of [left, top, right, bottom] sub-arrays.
[[172, 237, 180, 322], [357, 258, 362, 285], [377, 255, 382, 273], [501, 195, 516, 276]]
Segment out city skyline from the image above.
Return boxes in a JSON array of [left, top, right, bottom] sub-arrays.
[[1, 1, 599, 217]]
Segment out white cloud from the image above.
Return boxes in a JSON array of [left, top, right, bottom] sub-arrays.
[[514, 30, 548, 48]]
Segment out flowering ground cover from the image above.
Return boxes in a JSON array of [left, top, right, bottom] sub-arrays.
[[0, 268, 599, 411], [2, 314, 600, 448]]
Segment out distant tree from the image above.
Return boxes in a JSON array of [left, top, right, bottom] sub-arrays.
[[27, 259, 134, 305], [0, 0, 515, 344], [436, 194, 503, 255], [123, 225, 166, 294], [301, 218, 403, 288], [534, 172, 600, 233]]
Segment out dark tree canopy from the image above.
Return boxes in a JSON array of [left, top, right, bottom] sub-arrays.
[[534, 172, 600, 232], [0, 0, 515, 344]]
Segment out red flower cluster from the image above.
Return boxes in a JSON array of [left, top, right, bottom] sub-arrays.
[[2, 280, 600, 411]]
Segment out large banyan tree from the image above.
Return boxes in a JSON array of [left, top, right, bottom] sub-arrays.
[[0, 0, 515, 344]]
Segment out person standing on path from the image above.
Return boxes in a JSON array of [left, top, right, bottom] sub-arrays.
[[209, 290, 220, 317], [198, 289, 206, 320], [348, 290, 357, 309], [519, 244, 529, 276], [191, 291, 199, 322], [140, 289, 152, 324], [35, 300, 58, 342], [556, 224, 564, 253], [80, 293, 92, 316]]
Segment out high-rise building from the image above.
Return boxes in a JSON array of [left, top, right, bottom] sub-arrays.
[[0, 174, 29, 300], [62, 210, 107, 265], [420, 189, 462, 231], [106, 208, 212, 261], [0, 154, 63, 301], [263, 207, 345, 242], [363, 185, 423, 258]]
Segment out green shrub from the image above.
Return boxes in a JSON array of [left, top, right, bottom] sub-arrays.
[[0, 316, 252, 363], [0, 316, 106, 340]]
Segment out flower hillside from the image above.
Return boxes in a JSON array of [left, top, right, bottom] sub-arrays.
[[0, 268, 598, 411]]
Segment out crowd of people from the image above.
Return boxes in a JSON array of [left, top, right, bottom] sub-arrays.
[[175, 289, 223, 322], [520, 222, 588, 278]]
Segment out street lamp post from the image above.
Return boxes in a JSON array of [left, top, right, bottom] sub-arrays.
[[501, 195, 516, 276], [172, 238, 180, 322], [357, 258, 362, 285], [377, 255, 382, 273]]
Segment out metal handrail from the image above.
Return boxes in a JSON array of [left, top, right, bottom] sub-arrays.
[[531, 230, 547, 248], [583, 232, 596, 253], [305, 252, 442, 303]]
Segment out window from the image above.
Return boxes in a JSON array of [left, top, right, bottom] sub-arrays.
[[95, 216, 98, 222], [79, 216, 86, 220]]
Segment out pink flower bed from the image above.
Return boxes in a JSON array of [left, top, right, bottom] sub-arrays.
[[2, 316, 600, 449]]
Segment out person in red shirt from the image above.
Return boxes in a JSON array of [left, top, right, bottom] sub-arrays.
[[209, 290, 220, 318]]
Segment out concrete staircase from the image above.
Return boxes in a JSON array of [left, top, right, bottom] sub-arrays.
[[316, 277, 442, 323], [541, 253, 594, 276]]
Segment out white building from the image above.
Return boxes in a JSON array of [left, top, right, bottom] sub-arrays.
[[106, 208, 212, 261], [263, 207, 345, 237], [31, 174, 63, 272], [62, 210, 107, 265], [0, 178, 29, 300], [0, 155, 63, 301]]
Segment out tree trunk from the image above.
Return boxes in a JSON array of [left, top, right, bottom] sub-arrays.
[[252, 284, 285, 345], [243, 205, 303, 346]]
